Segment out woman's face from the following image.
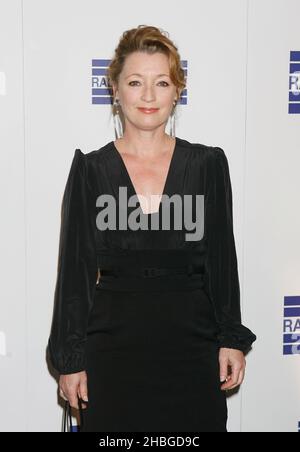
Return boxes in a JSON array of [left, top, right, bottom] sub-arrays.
[[113, 51, 177, 132]]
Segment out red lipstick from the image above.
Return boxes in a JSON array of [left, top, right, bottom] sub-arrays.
[[138, 108, 159, 114]]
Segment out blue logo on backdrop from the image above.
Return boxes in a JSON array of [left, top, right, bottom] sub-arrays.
[[283, 296, 300, 355], [298, 421, 300, 432], [288, 51, 300, 114], [91, 59, 188, 105]]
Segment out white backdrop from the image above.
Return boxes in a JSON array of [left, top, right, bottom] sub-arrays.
[[0, 0, 299, 432]]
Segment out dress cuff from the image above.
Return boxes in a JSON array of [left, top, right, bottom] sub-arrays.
[[47, 340, 87, 375], [217, 324, 257, 353]]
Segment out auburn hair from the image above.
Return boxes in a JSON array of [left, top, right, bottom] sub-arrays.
[[107, 25, 186, 102]]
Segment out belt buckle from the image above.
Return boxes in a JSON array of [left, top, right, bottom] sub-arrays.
[[143, 267, 159, 278]]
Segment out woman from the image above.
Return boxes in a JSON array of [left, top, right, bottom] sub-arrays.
[[47, 25, 256, 432]]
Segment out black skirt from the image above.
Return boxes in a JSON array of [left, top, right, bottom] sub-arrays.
[[81, 265, 227, 432]]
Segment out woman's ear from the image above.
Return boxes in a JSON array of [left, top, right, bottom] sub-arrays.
[[111, 82, 118, 100]]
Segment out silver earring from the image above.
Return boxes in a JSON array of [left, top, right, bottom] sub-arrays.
[[169, 99, 177, 137], [113, 97, 124, 139]]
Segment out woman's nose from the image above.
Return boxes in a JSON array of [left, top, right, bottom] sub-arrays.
[[141, 86, 156, 101]]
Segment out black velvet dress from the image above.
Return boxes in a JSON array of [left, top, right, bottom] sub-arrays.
[[47, 136, 256, 432]]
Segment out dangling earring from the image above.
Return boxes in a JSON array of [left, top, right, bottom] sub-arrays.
[[113, 97, 124, 139], [169, 99, 177, 137]]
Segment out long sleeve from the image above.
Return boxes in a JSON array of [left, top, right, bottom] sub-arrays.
[[47, 149, 98, 374], [204, 146, 256, 353]]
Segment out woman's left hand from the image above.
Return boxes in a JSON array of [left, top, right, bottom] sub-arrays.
[[219, 347, 246, 391]]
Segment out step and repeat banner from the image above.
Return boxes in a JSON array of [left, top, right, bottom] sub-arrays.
[[0, 0, 299, 432]]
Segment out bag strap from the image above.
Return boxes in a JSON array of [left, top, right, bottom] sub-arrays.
[[78, 398, 84, 430], [62, 400, 73, 432], [62, 397, 84, 432]]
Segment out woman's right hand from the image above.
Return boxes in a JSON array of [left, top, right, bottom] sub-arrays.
[[59, 371, 88, 409]]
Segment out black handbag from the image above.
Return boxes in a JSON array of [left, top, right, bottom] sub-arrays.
[[62, 397, 84, 432]]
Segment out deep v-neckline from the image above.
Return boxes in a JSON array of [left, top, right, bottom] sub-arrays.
[[111, 137, 178, 216]]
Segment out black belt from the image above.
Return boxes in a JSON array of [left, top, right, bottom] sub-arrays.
[[100, 264, 195, 278], [95, 248, 206, 292]]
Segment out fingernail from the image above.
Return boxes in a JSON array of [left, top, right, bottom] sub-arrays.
[[82, 396, 88, 402], [220, 376, 226, 382]]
